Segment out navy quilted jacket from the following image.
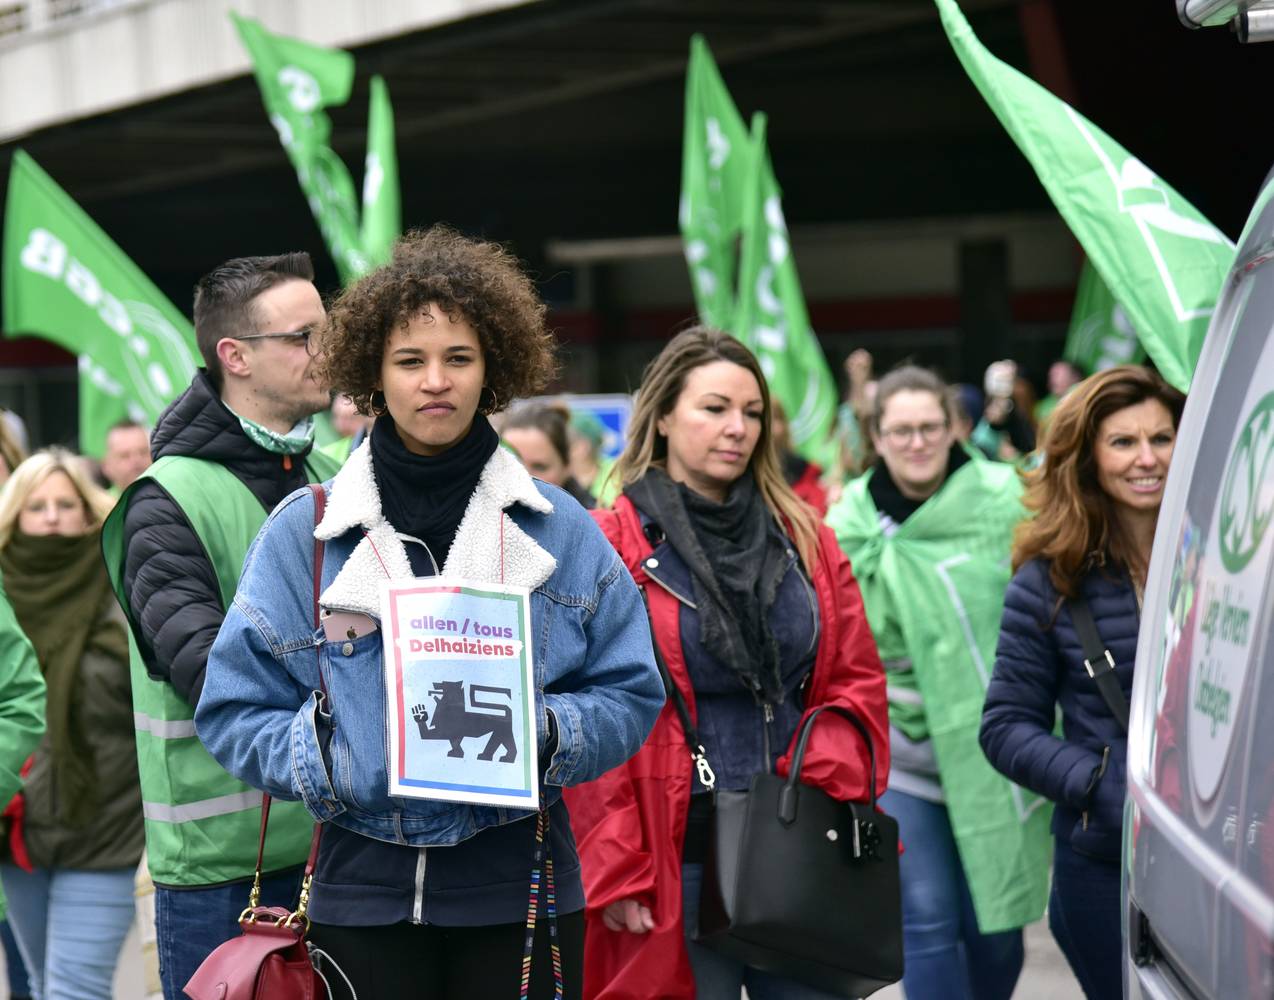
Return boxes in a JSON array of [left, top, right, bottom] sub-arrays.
[[980, 557, 1138, 863]]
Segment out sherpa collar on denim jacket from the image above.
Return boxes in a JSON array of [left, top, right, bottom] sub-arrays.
[[314, 437, 558, 618]]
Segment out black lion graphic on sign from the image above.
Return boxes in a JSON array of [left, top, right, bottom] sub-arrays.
[[411, 681, 517, 763]]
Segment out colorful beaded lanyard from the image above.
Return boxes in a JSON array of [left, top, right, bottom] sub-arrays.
[[520, 806, 563, 999]]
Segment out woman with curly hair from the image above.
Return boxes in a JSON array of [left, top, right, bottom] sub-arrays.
[[195, 226, 664, 999], [980, 365, 1185, 1000]]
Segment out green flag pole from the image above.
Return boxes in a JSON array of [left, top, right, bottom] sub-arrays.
[[934, 0, 1233, 391], [2, 151, 199, 457]]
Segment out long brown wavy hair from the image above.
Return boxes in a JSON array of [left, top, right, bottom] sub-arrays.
[[614, 327, 820, 573], [1013, 364, 1185, 597]]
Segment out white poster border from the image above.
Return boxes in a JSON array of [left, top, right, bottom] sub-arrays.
[[380, 577, 539, 811]]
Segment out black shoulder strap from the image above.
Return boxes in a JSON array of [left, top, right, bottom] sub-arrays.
[[639, 590, 716, 790], [1067, 597, 1130, 733]]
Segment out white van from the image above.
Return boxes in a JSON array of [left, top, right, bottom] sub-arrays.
[[1124, 167, 1274, 997]]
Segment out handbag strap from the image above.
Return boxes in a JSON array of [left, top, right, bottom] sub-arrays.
[[782, 704, 879, 816], [244, 483, 328, 926], [1067, 596, 1130, 733], [639, 590, 716, 791]]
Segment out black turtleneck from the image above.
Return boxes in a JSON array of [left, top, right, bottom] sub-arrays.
[[868, 443, 970, 524], [370, 412, 500, 570]]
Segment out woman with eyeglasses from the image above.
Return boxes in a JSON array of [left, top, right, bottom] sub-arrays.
[[826, 365, 1051, 1000]]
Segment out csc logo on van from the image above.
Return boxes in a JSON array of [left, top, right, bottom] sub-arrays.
[[1219, 392, 1274, 573]]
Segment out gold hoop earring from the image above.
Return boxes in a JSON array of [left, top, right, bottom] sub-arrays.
[[479, 386, 500, 415], [370, 389, 387, 416]]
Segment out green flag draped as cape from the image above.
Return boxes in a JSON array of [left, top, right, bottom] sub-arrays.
[[827, 456, 1052, 932]]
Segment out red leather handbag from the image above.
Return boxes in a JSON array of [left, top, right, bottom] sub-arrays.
[[184, 484, 330, 1000], [183, 798, 325, 1000]]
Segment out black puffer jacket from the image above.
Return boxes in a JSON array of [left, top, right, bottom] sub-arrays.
[[120, 371, 316, 706], [980, 558, 1138, 864]]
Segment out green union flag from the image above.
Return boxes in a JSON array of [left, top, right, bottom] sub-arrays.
[[232, 12, 367, 283], [732, 114, 837, 469], [679, 34, 753, 330], [2, 151, 198, 457], [1064, 260, 1145, 374], [360, 75, 401, 271], [936, 0, 1233, 391]]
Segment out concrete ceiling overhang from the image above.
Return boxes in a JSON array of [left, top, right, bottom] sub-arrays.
[[0, 0, 1267, 304]]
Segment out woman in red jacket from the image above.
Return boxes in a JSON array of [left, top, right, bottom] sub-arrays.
[[563, 328, 889, 1000]]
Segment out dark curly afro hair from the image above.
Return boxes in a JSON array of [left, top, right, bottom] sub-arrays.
[[317, 226, 558, 415]]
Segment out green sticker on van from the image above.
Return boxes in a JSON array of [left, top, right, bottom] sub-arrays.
[[1219, 392, 1274, 573]]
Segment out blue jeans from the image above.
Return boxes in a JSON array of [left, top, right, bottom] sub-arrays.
[[1048, 837, 1122, 1000], [155, 868, 303, 1000], [0, 865, 136, 1000], [680, 862, 844, 1000], [1, 918, 31, 996], [880, 789, 1024, 1000]]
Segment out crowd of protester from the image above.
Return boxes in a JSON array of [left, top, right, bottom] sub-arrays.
[[0, 226, 1167, 1000]]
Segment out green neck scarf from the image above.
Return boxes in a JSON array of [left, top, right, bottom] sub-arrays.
[[828, 456, 1053, 933], [231, 410, 315, 456], [0, 528, 128, 826]]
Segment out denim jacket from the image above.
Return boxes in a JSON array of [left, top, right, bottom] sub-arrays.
[[195, 441, 664, 848]]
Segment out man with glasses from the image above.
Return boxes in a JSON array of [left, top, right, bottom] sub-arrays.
[[101, 253, 341, 999]]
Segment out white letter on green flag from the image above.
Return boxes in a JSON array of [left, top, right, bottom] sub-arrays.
[[232, 12, 367, 283], [732, 114, 837, 469], [1064, 260, 1144, 374], [679, 34, 752, 331], [2, 151, 198, 457], [360, 74, 401, 272], [935, 0, 1233, 391]]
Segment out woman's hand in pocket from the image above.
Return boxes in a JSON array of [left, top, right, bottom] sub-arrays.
[[602, 898, 654, 934]]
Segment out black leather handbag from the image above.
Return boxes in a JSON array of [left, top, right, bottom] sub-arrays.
[[644, 594, 903, 997]]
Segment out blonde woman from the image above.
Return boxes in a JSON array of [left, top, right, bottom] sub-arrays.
[[563, 328, 888, 1000], [0, 450, 142, 1000]]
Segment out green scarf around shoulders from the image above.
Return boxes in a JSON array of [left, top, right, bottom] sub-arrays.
[[0, 528, 128, 827], [826, 454, 1053, 932]]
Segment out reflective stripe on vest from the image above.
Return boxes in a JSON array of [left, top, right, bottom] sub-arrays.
[[142, 790, 262, 825], [134, 712, 196, 739], [102, 450, 340, 885]]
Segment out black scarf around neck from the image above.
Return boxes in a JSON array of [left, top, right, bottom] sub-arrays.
[[370, 413, 499, 569], [627, 468, 790, 703], [868, 442, 970, 525]]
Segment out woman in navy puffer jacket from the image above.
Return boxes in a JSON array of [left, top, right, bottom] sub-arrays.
[[980, 366, 1185, 1000]]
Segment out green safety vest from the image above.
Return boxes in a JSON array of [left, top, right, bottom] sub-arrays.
[[102, 449, 339, 887]]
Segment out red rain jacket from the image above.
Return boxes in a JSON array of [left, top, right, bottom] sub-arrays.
[[790, 461, 829, 517], [563, 495, 889, 1000]]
